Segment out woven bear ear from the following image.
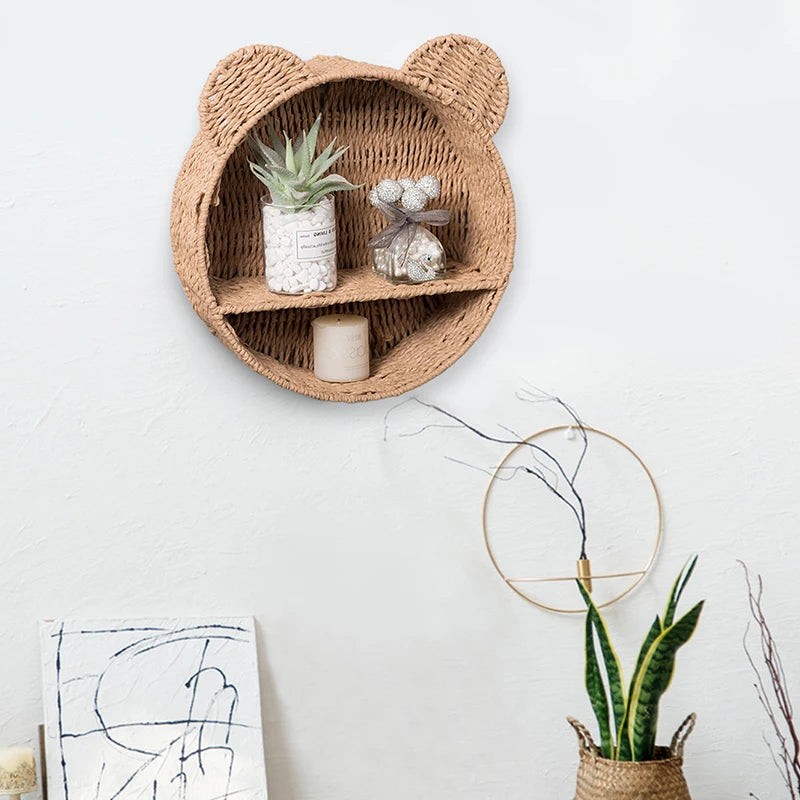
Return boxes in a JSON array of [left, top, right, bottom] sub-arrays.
[[199, 45, 310, 152], [402, 35, 509, 135]]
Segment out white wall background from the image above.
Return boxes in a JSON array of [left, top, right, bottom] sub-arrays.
[[2, 1, 799, 797]]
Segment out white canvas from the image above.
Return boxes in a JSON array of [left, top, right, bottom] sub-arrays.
[[40, 618, 268, 800]]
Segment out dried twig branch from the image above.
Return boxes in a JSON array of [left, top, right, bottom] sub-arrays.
[[741, 560, 800, 799], [384, 391, 591, 558]]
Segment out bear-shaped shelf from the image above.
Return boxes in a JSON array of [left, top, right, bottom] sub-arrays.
[[171, 35, 515, 402]]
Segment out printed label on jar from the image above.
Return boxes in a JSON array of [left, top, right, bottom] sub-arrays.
[[296, 224, 336, 261]]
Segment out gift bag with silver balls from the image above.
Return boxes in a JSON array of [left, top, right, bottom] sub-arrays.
[[368, 176, 450, 284]]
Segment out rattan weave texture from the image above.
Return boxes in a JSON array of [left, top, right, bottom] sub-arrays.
[[171, 35, 515, 401], [569, 716, 695, 800]]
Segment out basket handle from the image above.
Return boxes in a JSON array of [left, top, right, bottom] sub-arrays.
[[567, 717, 602, 757], [567, 714, 695, 760], [669, 713, 697, 760]]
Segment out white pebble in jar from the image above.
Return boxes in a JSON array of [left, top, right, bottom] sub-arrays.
[[261, 195, 337, 294]]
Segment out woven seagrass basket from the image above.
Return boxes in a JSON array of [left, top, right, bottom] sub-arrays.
[[568, 715, 695, 800], [171, 35, 515, 402]]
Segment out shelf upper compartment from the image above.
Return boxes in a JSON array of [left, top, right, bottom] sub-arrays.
[[211, 262, 506, 314]]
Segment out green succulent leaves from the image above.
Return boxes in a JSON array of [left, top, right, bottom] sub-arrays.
[[248, 115, 361, 212], [577, 556, 703, 761]]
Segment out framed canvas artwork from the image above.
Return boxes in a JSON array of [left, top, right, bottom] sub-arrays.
[[40, 617, 268, 800]]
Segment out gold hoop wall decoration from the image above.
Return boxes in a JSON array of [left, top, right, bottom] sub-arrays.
[[482, 425, 662, 613]]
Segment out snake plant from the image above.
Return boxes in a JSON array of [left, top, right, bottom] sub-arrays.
[[577, 556, 704, 761], [248, 115, 360, 212]]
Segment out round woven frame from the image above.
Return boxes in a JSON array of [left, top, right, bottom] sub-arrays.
[[171, 35, 515, 402]]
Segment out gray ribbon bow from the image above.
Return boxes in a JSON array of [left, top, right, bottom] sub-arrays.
[[367, 202, 450, 264]]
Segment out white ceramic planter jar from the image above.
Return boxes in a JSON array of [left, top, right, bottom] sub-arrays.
[[261, 196, 337, 294]]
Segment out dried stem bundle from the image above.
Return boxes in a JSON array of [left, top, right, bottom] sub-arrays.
[[384, 387, 590, 558], [741, 561, 800, 799]]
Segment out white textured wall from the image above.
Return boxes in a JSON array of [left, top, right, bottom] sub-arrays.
[[2, 1, 800, 797]]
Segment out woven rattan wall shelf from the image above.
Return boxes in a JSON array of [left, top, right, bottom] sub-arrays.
[[171, 35, 515, 402]]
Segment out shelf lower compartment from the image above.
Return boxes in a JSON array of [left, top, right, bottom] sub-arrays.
[[225, 289, 502, 402], [210, 261, 505, 314]]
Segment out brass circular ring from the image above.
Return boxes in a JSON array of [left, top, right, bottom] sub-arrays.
[[482, 425, 662, 613]]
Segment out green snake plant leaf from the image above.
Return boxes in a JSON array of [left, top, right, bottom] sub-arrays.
[[664, 555, 698, 628], [616, 614, 661, 760], [583, 605, 613, 758], [577, 581, 627, 748], [627, 600, 704, 761]]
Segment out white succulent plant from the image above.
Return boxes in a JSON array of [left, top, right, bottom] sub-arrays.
[[248, 115, 361, 212]]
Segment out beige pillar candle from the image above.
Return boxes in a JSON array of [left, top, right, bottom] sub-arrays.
[[312, 314, 370, 382], [0, 747, 37, 796]]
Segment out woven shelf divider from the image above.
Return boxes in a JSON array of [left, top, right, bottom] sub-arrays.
[[171, 35, 516, 402]]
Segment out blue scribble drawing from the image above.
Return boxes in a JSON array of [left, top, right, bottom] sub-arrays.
[[40, 618, 268, 800]]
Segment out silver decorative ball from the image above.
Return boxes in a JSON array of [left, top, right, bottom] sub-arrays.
[[416, 174, 441, 200], [368, 187, 382, 207], [400, 186, 428, 212], [398, 177, 416, 191], [376, 179, 403, 204]]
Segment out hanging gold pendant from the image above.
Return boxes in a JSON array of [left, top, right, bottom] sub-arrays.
[[577, 558, 593, 593]]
